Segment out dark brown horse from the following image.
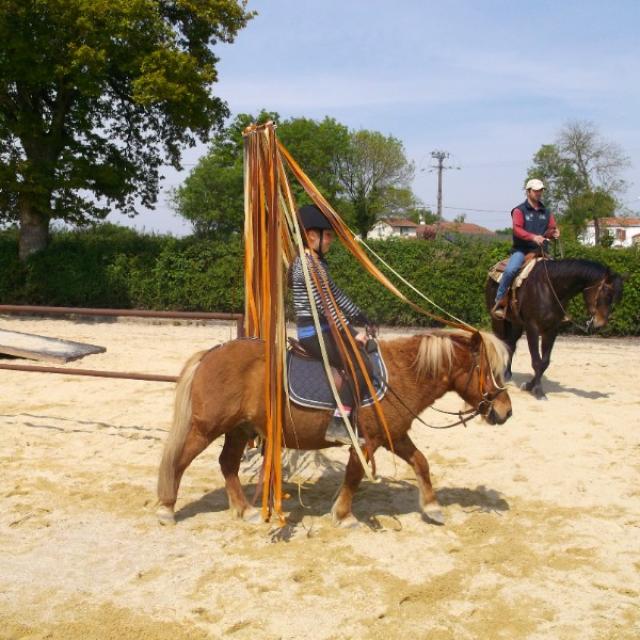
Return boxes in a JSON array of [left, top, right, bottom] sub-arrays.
[[156, 330, 512, 527], [485, 258, 624, 400]]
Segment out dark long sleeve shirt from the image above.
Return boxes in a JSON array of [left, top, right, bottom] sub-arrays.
[[291, 251, 366, 338]]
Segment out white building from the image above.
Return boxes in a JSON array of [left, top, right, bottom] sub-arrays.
[[580, 217, 640, 248], [368, 218, 419, 239]]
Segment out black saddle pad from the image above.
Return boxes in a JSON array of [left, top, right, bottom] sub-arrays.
[[287, 343, 388, 410]]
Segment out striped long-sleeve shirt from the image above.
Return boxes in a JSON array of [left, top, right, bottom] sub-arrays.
[[290, 251, 367, 339]]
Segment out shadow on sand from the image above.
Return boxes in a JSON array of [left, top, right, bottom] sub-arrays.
[[174, 450, 510, 537], [510, 372, 610, 400]]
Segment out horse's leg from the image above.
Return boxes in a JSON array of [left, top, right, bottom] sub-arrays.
[[219, 426, 260, 522], [157, 424, 212, 524], [535, 329, 559, 398], [522, 326, 546, 400], [504, 322, 523, 382], [385, 434, 444, 525], [331, 445, 371, 528]]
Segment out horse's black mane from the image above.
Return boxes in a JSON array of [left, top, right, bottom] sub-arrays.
[[543, 257, 609, 281]]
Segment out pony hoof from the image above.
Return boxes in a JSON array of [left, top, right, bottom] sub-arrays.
[[334, 514, 360, 529], [156, 505, 175, 526], [422, 507, 445, 525], [241, 507, 263, 524]]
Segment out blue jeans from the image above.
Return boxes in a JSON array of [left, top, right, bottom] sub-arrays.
[[495, 251, 525, 302]]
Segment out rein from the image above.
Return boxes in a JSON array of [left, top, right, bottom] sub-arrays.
[[385, 382, 479, 429], [383, 345, 500, 430], [539, 255, 603, 334]]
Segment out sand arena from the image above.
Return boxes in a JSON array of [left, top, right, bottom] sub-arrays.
[[1, 316, 638, 639]]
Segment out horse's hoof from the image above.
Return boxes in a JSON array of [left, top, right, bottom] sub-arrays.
[[334, 514, 360, 529], [241, 507, 263, 524], [534, 393, 548, 401], [422, 507, 445, 525], [156, 505, 175, 526]]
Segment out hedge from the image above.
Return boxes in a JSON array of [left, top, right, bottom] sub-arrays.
[[0, 225, 638, 335]]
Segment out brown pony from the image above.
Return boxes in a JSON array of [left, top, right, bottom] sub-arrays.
[[156, 330, 512, 527]]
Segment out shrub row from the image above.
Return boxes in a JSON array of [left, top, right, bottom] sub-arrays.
[[0, 225, 638, 335]]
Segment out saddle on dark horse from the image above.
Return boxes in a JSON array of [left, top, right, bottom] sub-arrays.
[[286, 338, 388, 410], [488, 253, 547, 319]]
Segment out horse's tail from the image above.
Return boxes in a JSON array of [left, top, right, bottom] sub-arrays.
[[157, 350, 208, 506]]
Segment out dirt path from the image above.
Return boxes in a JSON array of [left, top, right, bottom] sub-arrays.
[[1, 317, 638, 639]]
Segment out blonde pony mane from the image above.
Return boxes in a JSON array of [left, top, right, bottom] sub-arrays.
[[413, 329, 508, 382]]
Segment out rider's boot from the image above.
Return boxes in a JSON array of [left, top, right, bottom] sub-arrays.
[[490, 296, 508, 320], [325, 407, 364, 446]]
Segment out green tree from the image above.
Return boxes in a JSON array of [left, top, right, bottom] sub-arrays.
[[565, 189, 616, 243], [0, 0, 253, 259], [528, 121, 630, 242], [335, 130, 415, 238], [379, 187, 425, 223], [277, 116, 350, 206], [528, 143, 583, 214], [173, 112, 351, 235], [173, 110, 277, 236]]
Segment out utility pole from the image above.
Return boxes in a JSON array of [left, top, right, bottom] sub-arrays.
[[426, 150, 460, 238], [431, 150, 449, 220]]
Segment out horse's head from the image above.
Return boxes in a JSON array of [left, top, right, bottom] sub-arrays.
[[453, 331, 513, 425], [584, 270, 625, 329]]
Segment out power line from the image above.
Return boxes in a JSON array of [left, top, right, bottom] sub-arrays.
[[421, 203, 507, 214]]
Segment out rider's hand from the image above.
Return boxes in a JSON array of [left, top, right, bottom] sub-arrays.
[[533, 234, 546, 246], [354, 331, 367, 346], [551, 228, 560, 239]]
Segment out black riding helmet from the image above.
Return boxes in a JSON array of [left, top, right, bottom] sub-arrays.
[[297, 204, 333, 258], [298, 204, 333, 231]]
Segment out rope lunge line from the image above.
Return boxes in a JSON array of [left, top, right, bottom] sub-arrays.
[[277, 142, 476, 334]]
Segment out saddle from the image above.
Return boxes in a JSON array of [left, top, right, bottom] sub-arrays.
[[487, 252, 543, 286], [286, 338, 388, 410], [488, 254, 550, 319]]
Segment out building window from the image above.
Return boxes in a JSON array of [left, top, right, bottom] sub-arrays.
[[615, 228, 626, 241]]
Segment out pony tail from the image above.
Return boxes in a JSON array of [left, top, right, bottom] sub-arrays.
[[157, 350, 207, 505]]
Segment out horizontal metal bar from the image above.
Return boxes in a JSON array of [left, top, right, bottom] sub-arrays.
[[0, 304, 241, 322], [0, 305, 245, 380], [0, 363, 178, 383]]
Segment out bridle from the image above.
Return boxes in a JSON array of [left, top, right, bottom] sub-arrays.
[[582, 276, 610, 331], [540, 256, 609, 334], [386, 341, 505, 430]]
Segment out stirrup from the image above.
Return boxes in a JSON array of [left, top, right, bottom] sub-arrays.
[[491, 303, 507, 320], [325, 417, 364, 446]]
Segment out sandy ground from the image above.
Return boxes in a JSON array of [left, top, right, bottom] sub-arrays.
[[0, 315, 638, 640]]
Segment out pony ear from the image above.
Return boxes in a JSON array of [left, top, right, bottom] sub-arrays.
[[469, 330, 482, 353]]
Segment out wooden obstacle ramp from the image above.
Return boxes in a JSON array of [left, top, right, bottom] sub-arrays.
[[0, 329, 106, 364]]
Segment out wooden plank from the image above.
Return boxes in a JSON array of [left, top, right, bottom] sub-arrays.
[[0, 329, 106, 364]]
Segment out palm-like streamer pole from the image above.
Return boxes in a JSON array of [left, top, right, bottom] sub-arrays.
[[244, 122, 480, 522], [243, 124, 286, 522]]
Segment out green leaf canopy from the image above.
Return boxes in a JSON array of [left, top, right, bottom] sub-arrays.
[[0, 0, 253, 256]]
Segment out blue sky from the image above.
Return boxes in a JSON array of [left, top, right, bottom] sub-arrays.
[[110, 0, 640, 234]]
